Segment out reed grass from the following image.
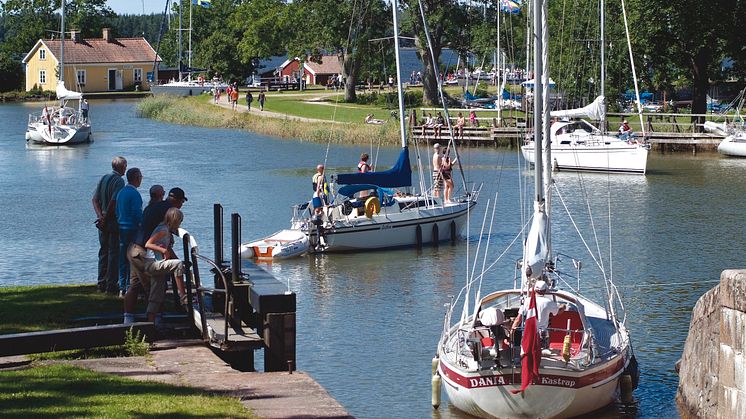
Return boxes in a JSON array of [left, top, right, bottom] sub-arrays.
[[137, 95, 403, 146]]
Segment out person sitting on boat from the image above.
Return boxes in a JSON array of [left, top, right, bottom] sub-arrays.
[[618, 119, 634, 142], [510, 279, 568, 350]]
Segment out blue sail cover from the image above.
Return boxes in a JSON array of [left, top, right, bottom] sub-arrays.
[[336, 147, 412, 187]]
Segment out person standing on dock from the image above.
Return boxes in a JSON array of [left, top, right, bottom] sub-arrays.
[[258, 91, 266, 111], [230, 87, 239, 111], [115, 168, 143, 297], [92, 156, 127, 294]]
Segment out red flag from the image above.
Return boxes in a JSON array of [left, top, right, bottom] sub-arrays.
[[512, 288, 541, 394]]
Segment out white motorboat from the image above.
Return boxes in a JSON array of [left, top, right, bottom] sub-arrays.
[[240, 229, 309, 260], [435, 0, 638, 415], [25, 1, 91, 146], [717, 131, 746, 157], [522, 117, 649, 174], [286, 1, 479, 253]]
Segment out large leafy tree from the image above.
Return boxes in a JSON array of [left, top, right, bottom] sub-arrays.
[[631, 0, 737, 125], [403, 0, 469, 105], [65, 0, 114, 38]]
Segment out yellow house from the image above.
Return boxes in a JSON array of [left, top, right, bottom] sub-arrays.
[[22, 28, 162, 93]]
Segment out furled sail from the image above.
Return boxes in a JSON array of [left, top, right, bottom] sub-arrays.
[[523, 209, 548, 279], [551, 95, 606, 121], [55, 81, 83, 100], [336, 147, 412, 188]]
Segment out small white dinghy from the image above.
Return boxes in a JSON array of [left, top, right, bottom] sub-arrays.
[[240, 229, 309, 260]]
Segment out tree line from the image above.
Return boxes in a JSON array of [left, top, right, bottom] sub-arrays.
[[1, 0, 744, 120]]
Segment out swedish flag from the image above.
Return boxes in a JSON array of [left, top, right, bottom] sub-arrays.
[[192, 0, 212, 8]]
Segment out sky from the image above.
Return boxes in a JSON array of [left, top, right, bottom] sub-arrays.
[[108, 0, 166, 15]]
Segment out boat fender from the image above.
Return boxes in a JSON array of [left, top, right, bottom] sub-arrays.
[[432, 223, 439, 247], [364, 196, 380, 218], [431, 356, 439, 375], [620, 374, 634, 404], [415, 225, 423, 248], [450, 220, 457, 243], [431, 360, 442, 410], [562, 334, 572, 363], [624, 354, 640, 390]]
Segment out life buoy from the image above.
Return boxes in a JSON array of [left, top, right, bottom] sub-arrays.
[[198, 75, 205, 86], [364, 196, 381, 218]]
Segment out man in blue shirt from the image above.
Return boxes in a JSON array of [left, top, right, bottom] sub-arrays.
[[116, 168, 143, 296]]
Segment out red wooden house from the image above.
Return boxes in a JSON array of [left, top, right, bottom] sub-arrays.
[[277, 55, 342, 86]]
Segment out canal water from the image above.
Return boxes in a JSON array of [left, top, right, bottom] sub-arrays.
[[2, 99, 744, 418]]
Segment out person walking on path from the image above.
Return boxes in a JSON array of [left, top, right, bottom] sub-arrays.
[[115, 168, 143, 296], [92, 156, 127, 294], [230, 87, 239, 110], [258, 91, 266, 111], [246, 91, 254, 111]]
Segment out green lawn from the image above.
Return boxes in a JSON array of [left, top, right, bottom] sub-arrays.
[[0, 285, 142, 335], [0, 364, 255, 418]]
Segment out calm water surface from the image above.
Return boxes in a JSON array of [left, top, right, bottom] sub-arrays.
[[2, 100, 744, 418]]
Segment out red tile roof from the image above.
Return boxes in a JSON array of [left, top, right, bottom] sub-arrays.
[[304, 55, 342, 75], [29, 38, 160, 64]]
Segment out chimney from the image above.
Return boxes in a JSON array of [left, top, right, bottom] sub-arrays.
[[102, 28, 113, 42], [70, 29, 81, 43]]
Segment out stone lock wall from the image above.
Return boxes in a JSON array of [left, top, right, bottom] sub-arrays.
[[677, 269, 746, 419]]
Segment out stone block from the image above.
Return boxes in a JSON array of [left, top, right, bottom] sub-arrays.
[[719, 343, 735, 388], [720, 270, 746, 312]]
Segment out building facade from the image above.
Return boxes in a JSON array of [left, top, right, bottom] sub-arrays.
[[22, 28, 161, 93]]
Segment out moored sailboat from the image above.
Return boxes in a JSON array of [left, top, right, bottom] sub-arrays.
[[434, 0, 638, 415]]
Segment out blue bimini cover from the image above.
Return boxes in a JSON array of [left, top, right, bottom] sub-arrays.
[[336, 147, 412, 187]]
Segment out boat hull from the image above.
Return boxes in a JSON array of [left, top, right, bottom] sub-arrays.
[[240, 229, 309, 259], [521, 143, 648, 174], [26, 123, 92, 145], [717, 134, 746, 157], [307, 200, 475, 252]]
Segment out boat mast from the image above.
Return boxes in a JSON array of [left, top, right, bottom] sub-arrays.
[[59, 0, 65, 84], [178, 0, 182, 82], [391, 0, 407, 148], [600, 0, 605, 132], [533, 0, 544, 206], [497, 5, 501, 123], [188, 0, 192, 82]]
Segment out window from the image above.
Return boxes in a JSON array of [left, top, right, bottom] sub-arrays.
[[39, 70, 46, 85], [133, 68, 142, 83], [39, 49, 46, 60], [77, 70, 86, 86]]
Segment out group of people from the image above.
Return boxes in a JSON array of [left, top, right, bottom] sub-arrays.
[[92, 156, 189, 325], [422, 112, 446, 138], [245, 90, 266, 112], [216, 83, 267, 112], [431, 143, 458, 203], [420, 111, 479, 139]]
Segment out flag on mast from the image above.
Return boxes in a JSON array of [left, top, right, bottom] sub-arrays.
[[192, 0, 212, 8], [511, 288, 541, 394]]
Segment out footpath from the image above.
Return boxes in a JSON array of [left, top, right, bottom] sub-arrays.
[[1, 341, 352, 419], [212, 93, 346, 124]]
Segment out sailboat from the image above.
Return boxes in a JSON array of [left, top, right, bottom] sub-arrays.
[[283, 0, 479, 253], [716, 88, 746, 157], [150, 0, 228, 96], [25, 0, 91, 146], [434, 0, 638, 416], [520, 0, 648, 174]]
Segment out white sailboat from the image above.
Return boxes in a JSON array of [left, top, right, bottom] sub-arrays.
[[434, 0, 638, 416], [521, 0, 648, 174], [284, 0, 479, 253], [716, 88, 746, 157], [150, 0, 228, 96], [25, 1, 91, 146]]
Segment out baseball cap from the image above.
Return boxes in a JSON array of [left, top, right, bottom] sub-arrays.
[[534, 280, 548, 292], [168, 187, 188, 202]]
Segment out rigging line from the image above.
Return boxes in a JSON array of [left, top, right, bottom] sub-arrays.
[[552, 183, 606, 274], [475, 191, 500, 303], [416, 0, 468, 193], [463, 197, 491, 322]]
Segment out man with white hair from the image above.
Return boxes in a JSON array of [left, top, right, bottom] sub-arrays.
[[92, 156, 127, 293], [510, 279, 568, 344]]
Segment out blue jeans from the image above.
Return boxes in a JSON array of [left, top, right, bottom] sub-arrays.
[[118, 229, 137, 293]]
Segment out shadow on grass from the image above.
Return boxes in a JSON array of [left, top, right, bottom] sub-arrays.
[[0, 364, 254, 418]]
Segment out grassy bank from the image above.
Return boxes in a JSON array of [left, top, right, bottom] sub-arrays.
[[0, 285, 140, 335], [137, 95, 403, 146], [0, 364, 255, 418]]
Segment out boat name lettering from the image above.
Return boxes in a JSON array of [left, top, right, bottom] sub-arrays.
[[540, 376, 576, 388], [468, 375, 506, 388]]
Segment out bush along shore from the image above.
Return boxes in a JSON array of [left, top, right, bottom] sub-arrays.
[[137, 95, 403, 146]]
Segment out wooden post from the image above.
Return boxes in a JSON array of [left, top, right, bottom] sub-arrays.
[[264, 312, 296, 372]]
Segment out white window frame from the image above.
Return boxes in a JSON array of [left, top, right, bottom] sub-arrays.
[[133, 68, 142, 83], [39, 48, 46, 60], [39, 70, 46, 85], [77, 69, 86, 86]]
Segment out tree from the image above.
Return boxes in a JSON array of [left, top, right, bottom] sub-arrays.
[[403, 0, 469, 105], [65, 0, 114, 38]]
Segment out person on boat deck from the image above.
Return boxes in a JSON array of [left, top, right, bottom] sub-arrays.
[[441, 149, 458, 203], [93, 156, 127, 294], [619, 119, 633, 142], [312, 164, 329, 206], [81, 99, 89, 122], [115, 167, 143, 297], [432, 143, 443, 198], [455, 112, 466, 139], [510, 279, 568, 348]]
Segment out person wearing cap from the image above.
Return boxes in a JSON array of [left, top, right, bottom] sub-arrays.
[[618, 119, 633, 142], [432, 143, 443, 197], [510, 279, 568, 346]]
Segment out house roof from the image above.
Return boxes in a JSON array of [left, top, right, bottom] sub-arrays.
[[304, 56, 342, 75], [23, 38, 161, 65]]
